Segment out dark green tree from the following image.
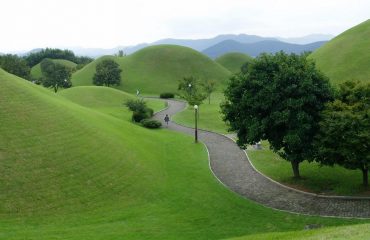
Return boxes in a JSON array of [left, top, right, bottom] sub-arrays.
[[93, 59, 122, 87], [40, 59, 72, 92], [314, 81, 370, 186], [221, 52, 333, 178], [201, 79, 216, 104], [0, 54, 30, 79], [178, 76, 206, 106]]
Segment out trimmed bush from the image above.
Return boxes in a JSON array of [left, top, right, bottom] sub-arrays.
[[141, 119, 162, 129], [125, 99, 154, 122], [160, 92, 175, 99]]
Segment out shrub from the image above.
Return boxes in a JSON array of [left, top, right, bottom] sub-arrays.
[[141, 119, 162, 129], [132, 111, 148, 122], [125, 99, 154, 122], [160, 92, 175, 99]]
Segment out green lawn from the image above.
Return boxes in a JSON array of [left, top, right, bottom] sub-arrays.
[[1, 69, 368, 239], [215, 52, 253, 73], [247, 141, 369, 196], [172, 92, 229, 133]]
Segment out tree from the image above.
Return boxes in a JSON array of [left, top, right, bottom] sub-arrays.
[[313, 81, 370, 186], [201, 79, 216, 104], [93, 59, 122, 87], [0, 54, 30, 79], [40, 59, 72, 92], [221, 52, 333, 178], [178, 76, 206, 106]]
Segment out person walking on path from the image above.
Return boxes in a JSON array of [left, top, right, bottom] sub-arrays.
[[164, 114, 170, 126]]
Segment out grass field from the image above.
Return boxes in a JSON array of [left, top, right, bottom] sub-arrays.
[[1, 69, 368, 239], [72, 45, 231, 95], [30, 58, 77, 79], [247, 141, 369, 196], [215, 52, 253, 73], [310, 19, 370, 85]]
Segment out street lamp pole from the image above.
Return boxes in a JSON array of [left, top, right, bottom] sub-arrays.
[[194, 105, 198, 143]]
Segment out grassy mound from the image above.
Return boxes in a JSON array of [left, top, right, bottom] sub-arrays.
[[0, 69, 366, 239], [31, 58, 77, 79], [310, 19, 370, 85], [72, 45, 231, 95], [215, 52, 253, 73]]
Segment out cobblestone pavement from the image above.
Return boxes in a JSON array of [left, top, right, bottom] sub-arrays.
[[153, 99, 370, 218]]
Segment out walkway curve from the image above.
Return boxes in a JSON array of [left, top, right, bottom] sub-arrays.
[[153, 99, 370, 218]]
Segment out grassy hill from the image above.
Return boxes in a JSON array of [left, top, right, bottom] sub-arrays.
[[72, 45, 231, 95], [215, 52, 253, 73], [31, 59, 77, 79], [0, 69, 367, 239], [310, 19, 370, 85]]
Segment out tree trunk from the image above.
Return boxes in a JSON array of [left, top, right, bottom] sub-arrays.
[[208, 94, 211, 104], [54, 84, 58, 93], [291, 160, 300, 179], [362, 167, 368, 187]]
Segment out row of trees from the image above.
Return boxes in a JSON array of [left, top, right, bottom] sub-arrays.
[[222, 52, 369, 186], [0, 54, 30, 79]]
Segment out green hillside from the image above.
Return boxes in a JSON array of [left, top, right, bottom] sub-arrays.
[[215, 52, 253, 73], [310, 19, 370, 85], [31, 58, 77, 79], [0, 69, 366, 239], [72, 45, 231, 95]]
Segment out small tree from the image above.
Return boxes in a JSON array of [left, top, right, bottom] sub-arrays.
[[93, 59, 121, 87], [178, 76, 206, 106], [221, 52, 333, 178], [125, 99, 153, 122], [40, 59, 72, 92], [314, 81, 370, 186], [201, 79, 216, 104]]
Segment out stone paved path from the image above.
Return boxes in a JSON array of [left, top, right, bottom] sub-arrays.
[[154, 99, 370, 218]]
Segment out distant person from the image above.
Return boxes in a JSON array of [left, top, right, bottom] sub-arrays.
[[164, 114, 170, 126], [136, 89, 140, 96]]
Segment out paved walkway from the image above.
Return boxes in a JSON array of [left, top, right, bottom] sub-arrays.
[[153, 99, 370, 218]]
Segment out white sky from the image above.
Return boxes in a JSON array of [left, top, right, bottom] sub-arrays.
[[0, 0, 369, 52]]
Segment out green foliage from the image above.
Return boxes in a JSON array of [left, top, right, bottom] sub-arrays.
[[72, 45, 231, 94], [31, 59, 77, 80], [125, 99, 153, 122], [24, 48, 93, 67], [141, 119, 162, 129], [178, 76, 207, 106], [314, 81, 370, 186], [309, 19, 370, 85], [93, 59, 121, 87], [222, 52, 333, 178], [200, 79, 216, 104], [160, 92, 175, 98], [40, 59, 72, 92], [0, 54, 30, 79]]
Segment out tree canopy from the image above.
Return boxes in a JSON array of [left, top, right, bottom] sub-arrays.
[[40, 59, 72, 92], [0, 54, 30, 79], [93, 59, 122, 87], [314, 81, 370, 186], [221, 52, 333, 178], [178, 76, 207, 106]]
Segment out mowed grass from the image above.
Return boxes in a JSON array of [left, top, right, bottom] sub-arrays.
[[31, 58, 77, 79], [215, 52, 253, 73], [247, 141, 369, 196], [310, 19, 370, 85], [72, 44, 231, 95], [0, 69, 367, 239], [172, 92, 229, 133]]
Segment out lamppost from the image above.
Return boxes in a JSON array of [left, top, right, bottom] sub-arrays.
[[194, 104, 198, 143]]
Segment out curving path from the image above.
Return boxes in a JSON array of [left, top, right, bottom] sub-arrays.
[[153, 99, 370, 218]]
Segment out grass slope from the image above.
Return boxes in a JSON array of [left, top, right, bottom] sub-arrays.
[[310, 19, 370, 85], [72, 45, 231, 95], [215, 52, 253, 73], [31, 59, 77, 79], [0, 69, 367, 239]]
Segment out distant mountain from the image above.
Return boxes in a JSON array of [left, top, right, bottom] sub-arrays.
[[202, 40, 327, 58], [277, 34, 333, 44]]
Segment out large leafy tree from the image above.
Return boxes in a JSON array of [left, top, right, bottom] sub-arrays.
[[178, 76, 206, 106], [314, 81, 370, 186], [40, 59, 72, 92], [93, 59, 122, 87], [0, 54, 30, 79], [221, 52, 333, 178]]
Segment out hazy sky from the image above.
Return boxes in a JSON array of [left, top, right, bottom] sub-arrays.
[[1, 0, 369, 52]]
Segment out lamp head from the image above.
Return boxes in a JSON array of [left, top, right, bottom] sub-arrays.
[[194, 105, 198, 110]]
